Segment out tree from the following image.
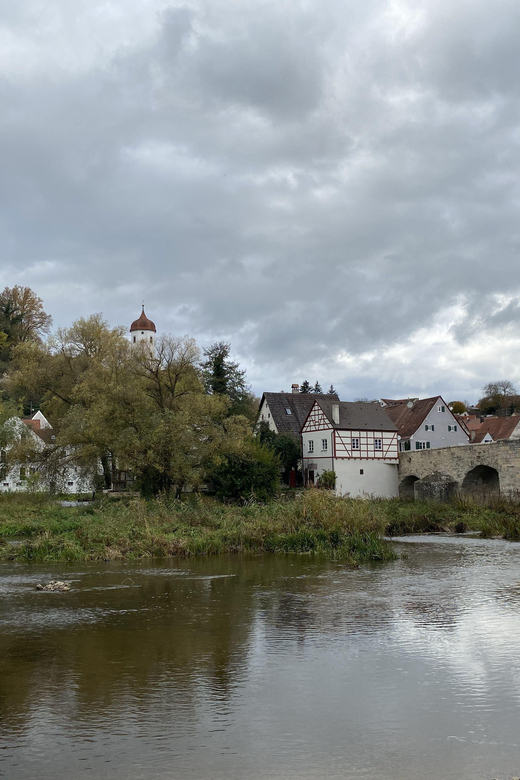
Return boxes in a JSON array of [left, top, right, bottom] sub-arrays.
[[313, 381, 323, 393], [327, 385, 337, 396], [201, 341, 256, 420], [0, 286, 52, 369], [271, 433, 301, 484], [209, 439, 280, 502], [479, 380, 517, 415], [299, 380, 311, 393], [449, 401, 466, 414]]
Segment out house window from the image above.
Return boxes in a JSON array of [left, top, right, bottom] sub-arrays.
[[402, 441, 411, 451], [448, 424, 457, 432], [415, 441, 430, 450], [438, 405, 445, 413], [374, 438, 382, 450], [360, 469, 364, 475], [19, 467, 26, 480], [322, 439, 328, 451], [425, 424, 434, 431], [67, 481, 74, 486], [308, 440, 314, 453], [286, 408, 292, 415], [351, 437, 360, 450]]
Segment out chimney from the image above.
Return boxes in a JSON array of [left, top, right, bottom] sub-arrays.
[[292, 384, 299, 394], [332, 403, 340, 424]]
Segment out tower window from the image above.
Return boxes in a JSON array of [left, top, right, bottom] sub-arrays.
[[141, 331, 144, 335], [133, 336, 136, 343], [150, 337, 153, 343]]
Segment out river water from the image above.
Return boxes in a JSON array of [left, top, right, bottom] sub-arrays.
[[1, 536, 520, 780]]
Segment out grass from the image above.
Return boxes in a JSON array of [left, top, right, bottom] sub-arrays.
[[1, 491, 520, 564]]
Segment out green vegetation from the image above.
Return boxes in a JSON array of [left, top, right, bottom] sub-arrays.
[[2, 491, 520, 566], [0, 491, 395, 565]]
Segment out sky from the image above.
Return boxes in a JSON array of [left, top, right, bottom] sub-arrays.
[[2, 0, 520, 403]]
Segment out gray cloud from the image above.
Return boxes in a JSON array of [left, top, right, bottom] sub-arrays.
[[1, 0, 520, 403]]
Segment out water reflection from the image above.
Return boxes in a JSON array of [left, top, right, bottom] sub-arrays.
[[1, 542, 520, 779]]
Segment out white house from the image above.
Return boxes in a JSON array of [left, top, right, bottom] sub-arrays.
[[381, 396, 470, 451], [0, 412, 94, 494], [301, 398, 399, 498]]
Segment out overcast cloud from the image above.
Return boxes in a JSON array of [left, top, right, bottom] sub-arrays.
[[2, 0, 520, 402]]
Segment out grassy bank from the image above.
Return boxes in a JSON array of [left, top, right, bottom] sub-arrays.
[[1, 491, 519, 564], [0, 491, 396, 565]]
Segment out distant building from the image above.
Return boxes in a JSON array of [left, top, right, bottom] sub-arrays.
[[130, 306, 156, 348], [459, 414, 520, 444], [381, 396, 469, 451], [0, 412, 93, 494], [256, 385, 338, 438], [301, 398, 399, 497]]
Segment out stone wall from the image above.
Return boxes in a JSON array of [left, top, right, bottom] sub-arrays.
[[398, 439, 520, 497]]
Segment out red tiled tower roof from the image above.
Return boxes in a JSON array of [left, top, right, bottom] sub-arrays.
[[130, 306, 156, 333]]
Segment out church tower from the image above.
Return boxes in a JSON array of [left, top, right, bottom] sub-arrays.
[[130, 305, 156, 348]]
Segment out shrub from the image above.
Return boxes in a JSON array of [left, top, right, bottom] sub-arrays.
[[210, 440, 280, 502], [317, 470, 336, 490]]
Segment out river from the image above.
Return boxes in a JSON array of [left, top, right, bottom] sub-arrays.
[[1, 535, 520, 779]]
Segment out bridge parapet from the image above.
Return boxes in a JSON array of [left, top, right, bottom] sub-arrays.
[[398, 439, 520, 498]]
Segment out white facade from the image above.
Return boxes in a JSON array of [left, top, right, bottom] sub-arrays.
[[301, 402, 399, 498], [129, 306, 156, 349], [256, 399, 278, 432], [0, 414, 94, 495]]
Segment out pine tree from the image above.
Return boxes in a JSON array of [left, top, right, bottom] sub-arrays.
[[313, 381, 323, 394], [299, 380, 311, 393], [328, 384, 336, 395]]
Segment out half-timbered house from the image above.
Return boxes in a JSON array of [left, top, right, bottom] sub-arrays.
[[301, 398, 399, 497]]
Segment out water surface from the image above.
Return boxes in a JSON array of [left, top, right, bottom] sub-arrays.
[[1, 536, 520, 779]]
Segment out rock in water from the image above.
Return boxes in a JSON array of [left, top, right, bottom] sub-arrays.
[[36, 580, 71, 592]]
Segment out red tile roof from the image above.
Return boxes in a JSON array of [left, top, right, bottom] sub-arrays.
[[382, 397, 440, 439]]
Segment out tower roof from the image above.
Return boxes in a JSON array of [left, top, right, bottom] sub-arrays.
[[130, 306, 156, 333]]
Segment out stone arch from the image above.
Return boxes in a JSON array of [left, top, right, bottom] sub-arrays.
[[399, 475, 419, 499], [461, 465, 500, 498]]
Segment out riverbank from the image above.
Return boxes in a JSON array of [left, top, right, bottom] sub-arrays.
[[0, 491, 519, 563]]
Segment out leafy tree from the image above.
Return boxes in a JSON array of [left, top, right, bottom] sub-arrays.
[[449, 401, 466, 414], [0, 286, 52, 370], [209, 439, 280, 502], [256, 419, 277, 447], [271, 433, 301, 484], [299, 380, 311, 393], [201, 341, 256, 420], [479, 380, 517, 415], [313, 381, 323, 393]]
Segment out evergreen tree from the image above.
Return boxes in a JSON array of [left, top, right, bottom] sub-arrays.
[[201, 341, 255, 419], [327, 384, 337, 395], [313, 381, 323, 393], [299, 380, 311, 393]]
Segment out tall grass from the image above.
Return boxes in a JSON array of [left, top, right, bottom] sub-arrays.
[[0, 491, 396, 565], [2, 491, 520, 565]]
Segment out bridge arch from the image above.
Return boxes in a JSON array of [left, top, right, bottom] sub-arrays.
[[399, 475, 419, 499], [461, 465, 500, 497]]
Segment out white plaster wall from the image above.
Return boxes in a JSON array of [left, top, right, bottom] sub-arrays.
[[131, 329, 155, 348], [410, 398, 469, 450], [257, 400, 278, 432], [334, 460, 399, 498]]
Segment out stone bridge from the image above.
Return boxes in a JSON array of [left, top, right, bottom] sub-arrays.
[[398, 440, 520, 500]]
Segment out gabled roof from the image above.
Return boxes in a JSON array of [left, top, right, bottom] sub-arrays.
[[382, 396, 441, 439], [260, 392, 337, 436], [471, 416, 520, 444], [304, 398, 398, 432], [22, 412, 56, 445]]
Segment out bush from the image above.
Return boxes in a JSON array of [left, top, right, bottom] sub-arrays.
[[317, 470, 336, 490], [210, 440, 280, 502]]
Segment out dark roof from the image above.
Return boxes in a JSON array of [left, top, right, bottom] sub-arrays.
[[382, 396, 440, 439], [261, 392, 337, 436], [471, 416, 520, 443], [130, 306, 156, 333], [307, 398, 398, 432]]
